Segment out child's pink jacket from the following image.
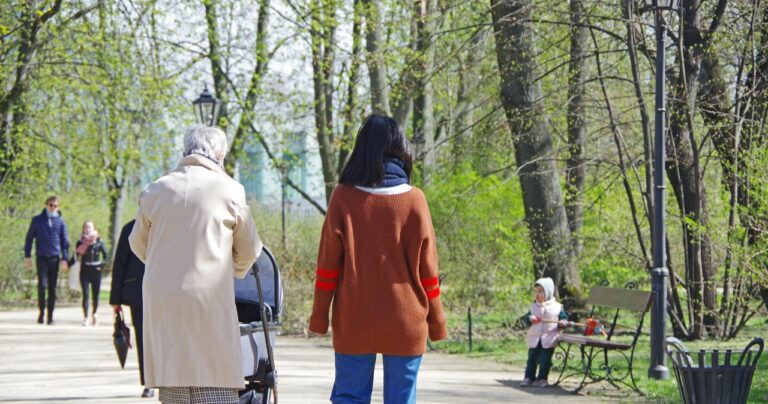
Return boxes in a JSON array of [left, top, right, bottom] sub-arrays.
[[526, 298, 562, 348]]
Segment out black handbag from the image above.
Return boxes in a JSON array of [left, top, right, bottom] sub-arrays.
[[113, 307, 132, 368]]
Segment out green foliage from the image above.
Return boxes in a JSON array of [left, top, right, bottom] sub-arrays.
[[250, 203, 323, 333], [425, 164, 533, 314]]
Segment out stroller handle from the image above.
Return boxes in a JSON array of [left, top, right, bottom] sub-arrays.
[[239, 321, 282, 335]]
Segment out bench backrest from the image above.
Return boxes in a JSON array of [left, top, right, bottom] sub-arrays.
[[588, 285, 651, 312], [587, 285, 652, 343]]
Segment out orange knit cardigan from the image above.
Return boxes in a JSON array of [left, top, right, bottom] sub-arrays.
[[309, 185, 447, 355]]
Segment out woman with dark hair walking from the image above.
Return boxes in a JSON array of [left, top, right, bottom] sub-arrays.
[[309, 114, 447, 404]]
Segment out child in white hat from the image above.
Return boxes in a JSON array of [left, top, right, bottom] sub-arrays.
[[519, 277, 569, 387]]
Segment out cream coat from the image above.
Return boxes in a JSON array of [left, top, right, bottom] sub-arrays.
[[129, 154, 262, 389]]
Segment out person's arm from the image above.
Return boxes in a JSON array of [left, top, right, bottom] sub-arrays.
[[557, 307, 572, 329], [69, 240, 82, 267], [308, 189, 344, 335], [417, 192, 448, 342], [519, 310, 535, 327], [232, 187, 261, 278], [24, 218, 36, 258], [99, 240, 109, 262], [129, 194, 150, 263], [23, 218, 36, 269], [110, 224, 131, 306], [60, 220, 69, 263], [129, 216, 148, 261]]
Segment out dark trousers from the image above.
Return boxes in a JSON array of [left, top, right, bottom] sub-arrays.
[[36, 256, 60, 319], [525, 341, 555, 381], [80, 265, 102, 316], [130, 305, 146, 386]]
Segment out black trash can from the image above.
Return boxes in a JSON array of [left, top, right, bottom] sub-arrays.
[[666, 337, 763, 404]]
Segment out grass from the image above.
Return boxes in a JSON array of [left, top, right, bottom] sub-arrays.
[[431, 311, 768, 403]]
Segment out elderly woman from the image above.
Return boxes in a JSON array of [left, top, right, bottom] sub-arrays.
[[129, 126, 262, 404]]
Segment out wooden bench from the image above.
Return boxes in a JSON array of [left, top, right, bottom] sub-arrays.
[[552, 283, 652, 394]]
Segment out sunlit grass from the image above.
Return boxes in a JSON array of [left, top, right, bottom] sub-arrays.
[[432, 311, 768, 403]]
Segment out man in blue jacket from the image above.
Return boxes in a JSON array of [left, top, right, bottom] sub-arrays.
[[24, 195, 70, 325]]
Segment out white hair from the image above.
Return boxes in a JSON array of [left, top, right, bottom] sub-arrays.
[[183, 125, 228, 163]]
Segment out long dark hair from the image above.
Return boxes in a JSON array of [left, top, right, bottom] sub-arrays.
[[338, 114, 413, 186]]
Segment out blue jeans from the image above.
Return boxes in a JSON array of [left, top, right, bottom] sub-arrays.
[[525, 341, 555, 381], [331, 353, 422, 404]]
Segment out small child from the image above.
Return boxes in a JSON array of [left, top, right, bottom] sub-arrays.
[[519, 277, 568, 387]]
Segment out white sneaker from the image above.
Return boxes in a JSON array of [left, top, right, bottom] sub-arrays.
[[82, 317, 90, 327], [534, 379, 549, 387]]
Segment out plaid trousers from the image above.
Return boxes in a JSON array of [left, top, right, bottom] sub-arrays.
[[158, 386, 239, 404]]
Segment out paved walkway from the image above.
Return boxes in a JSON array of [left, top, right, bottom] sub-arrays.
[[0, 305, 616, 403]]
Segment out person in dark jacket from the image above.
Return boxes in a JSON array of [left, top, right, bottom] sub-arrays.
[[109, 219, 153, 398], [24, 195, 69, 325], [74, 221, 108, 326]]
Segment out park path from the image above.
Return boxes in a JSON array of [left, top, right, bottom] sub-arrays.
[[0, 304, 618, 403]]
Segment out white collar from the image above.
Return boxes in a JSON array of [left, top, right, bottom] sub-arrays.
[[354, 184, 413, 195]]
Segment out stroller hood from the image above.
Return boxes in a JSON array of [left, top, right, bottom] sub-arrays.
[[235, 246, 283, 322]]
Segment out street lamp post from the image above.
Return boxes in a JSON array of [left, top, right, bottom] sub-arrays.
[[643, 0, 679, 381], [192, 84, 221, 126]]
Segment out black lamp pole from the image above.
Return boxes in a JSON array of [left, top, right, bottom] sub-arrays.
[[644, 0, 678, 381]]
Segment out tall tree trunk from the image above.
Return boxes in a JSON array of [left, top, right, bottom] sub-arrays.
[[310, 0, 338, 203], [223, 0, 270, 176], [98, 1, 123, 257], [412, 0, 436, 182], [719, 3, 768, 312], [361, 0, 418, 131], [668, 65, 715, 338], [203, 0, 229, 129], [0, 1, 63, 185], [490, 0, 582, 305], [564, 0, 588, 256], [338, 0, 364, 175], [452, 29, 488, 170], [107, 178, 126, 260], [666, 0, 725, 337], [362, 0, 391, 115]]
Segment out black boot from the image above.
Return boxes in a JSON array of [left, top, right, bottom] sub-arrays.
[[37, 312, 44, 324], [46, 313, 54, 325]]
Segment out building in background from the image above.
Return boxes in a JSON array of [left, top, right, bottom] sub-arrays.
[[239, 131, 325, 215]]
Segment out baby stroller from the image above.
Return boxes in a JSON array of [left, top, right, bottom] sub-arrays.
[[236, 246, 283, 404]]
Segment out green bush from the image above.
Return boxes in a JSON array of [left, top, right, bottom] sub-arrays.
[[425, 165, 533, 317]]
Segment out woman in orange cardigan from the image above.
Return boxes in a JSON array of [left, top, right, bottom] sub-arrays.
[[309, 114, 447, 404]]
